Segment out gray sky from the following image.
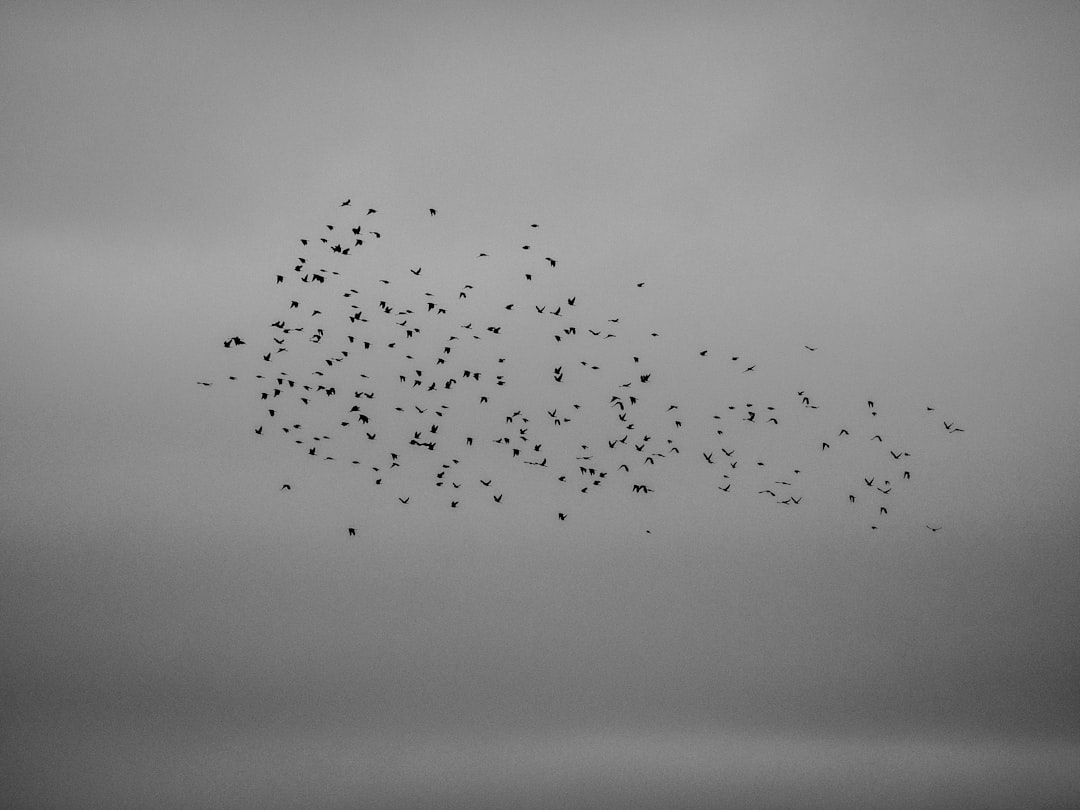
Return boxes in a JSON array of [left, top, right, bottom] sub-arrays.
[[3, 2, 1079, 807]]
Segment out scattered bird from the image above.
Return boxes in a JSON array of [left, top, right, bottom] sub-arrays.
[[203, 200, 963, 533]]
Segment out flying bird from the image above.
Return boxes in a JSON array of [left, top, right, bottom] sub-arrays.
[[207, 197, 961, 534]]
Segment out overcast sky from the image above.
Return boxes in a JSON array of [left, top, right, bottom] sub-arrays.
[[2, 2, 1079, 807]]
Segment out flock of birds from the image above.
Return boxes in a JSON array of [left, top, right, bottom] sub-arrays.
[[202, 199, 964, 536]]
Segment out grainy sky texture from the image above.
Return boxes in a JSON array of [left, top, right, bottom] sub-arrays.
[[3, 2, 1080, 807]]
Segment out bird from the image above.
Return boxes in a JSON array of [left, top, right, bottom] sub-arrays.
[[206, 197, 962, 534]]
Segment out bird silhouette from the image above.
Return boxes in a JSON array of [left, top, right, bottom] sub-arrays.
[[206, 198, 963, 534]]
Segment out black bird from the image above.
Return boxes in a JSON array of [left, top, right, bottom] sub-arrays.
[[804, 345, 818, 351], [341, 199, 351, 206], [926, 525, 941, 532], [348, 527, 356, 536], [280, 484, 291, 491], [429, 208, 437, 216], [399, 497, 409, 504], [493, 494, 503, 503]]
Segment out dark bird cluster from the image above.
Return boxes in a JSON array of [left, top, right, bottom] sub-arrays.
[[203, 200, 964, 536]]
